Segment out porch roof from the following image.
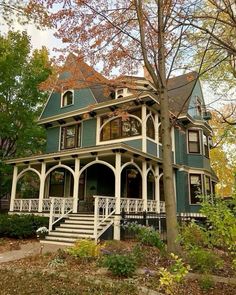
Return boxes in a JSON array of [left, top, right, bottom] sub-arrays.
[[5, 143, 165, 166]]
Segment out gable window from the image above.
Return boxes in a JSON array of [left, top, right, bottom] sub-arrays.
[[203, 134, 209, 157], [62, 90, 73, 107], [189, 174, 202, 204], [146, 116, 155, 139], [188, 130, 200, 154], [196, 98, 202, 116], [60, 124, 80, 149]]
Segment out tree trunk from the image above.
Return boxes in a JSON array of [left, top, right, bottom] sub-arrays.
[[157, 0, 179, 253]]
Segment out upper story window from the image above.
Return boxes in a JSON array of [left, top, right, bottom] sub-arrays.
[[203, 134, 209, 157], [100, 116, 141, 141], [188, 130, 200, 154], [62, 90, 73, 107], [60, 124, 80, 149], [146, 116, 155, 139], [189, 173, 203, 204]]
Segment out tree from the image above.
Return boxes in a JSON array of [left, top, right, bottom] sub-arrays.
[[29, 0, 205, 252], [0, 0, 49, 28], [210, 106, 236, 196], [0, 30, 52, 197]]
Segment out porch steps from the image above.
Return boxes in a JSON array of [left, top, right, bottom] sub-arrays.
[[41, 213, 114, 246]]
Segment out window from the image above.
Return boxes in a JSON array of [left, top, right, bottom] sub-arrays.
[[205, 175, 211, 196], [196, 98, 202, 116], [100, 114, 141, 141], [60, 124, 80, 149], [62, 90, 73, 107], [188, 130, 200, 153], [203, 134, 209, 157], [146, 116, 155, 139], [189, 174, 202, 204]]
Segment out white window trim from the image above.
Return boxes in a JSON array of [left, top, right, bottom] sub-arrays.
[[61, 89, 75, 108], [188, 172, 203, 205], [59, 123, 81, 151], [187, 128, 202, 155]]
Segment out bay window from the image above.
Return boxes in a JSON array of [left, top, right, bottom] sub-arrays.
[[189, 174, 202, 204]]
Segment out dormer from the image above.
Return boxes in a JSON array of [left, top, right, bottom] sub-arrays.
[[115, 88, 131, 99]]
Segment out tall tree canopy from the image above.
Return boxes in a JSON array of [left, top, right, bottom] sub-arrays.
[[0, 30, 52, 199], [0, 31, 52, 159]]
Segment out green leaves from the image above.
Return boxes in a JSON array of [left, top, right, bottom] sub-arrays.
[[0, 31, 52, 159]]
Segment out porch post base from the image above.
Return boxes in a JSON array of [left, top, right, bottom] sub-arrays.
[[113, 215, 121, 240]]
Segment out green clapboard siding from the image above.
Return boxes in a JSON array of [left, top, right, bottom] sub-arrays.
[[176, 171, 189, 213], [46, 127, 60, 153], [174, 129, 187, 165], [123, 139, 142, 150], [82, 119, 97, 147], [187, 154, 204, 168], [41, 88, 97, 119], [146, 139, 157, 156]]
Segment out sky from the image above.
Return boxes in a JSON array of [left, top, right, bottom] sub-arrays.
[[1, 19, 228, 110]]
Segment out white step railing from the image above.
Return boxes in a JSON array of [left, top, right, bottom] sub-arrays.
[[93, 196, 116, 242], [49, 197, 73, 231]]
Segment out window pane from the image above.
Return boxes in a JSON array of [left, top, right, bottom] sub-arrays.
[[130, 118, 141, 136], [189, 131, 198, 142], [147, 117, 155, 139], [66, 126, 76, 148], [110, 119, 120, 139], [190, 174, 202, 204], [189, 142, 200, 153], [101, 122, 110, 141]]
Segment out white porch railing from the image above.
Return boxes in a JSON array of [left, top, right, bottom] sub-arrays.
[[13, 198, 51, 212], [93, 196, 116, 242], [160, 201, 165, 212], [49, 197, 73, 231], [121, 198, 144, 212]]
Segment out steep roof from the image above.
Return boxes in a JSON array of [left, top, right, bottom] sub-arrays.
[[167, 72, 199, 117], [56, 53, 113, 103]]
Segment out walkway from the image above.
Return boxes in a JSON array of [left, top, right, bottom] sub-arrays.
[[0, 241, 66, 263]]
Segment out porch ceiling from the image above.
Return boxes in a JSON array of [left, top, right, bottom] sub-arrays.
[[5, 143, 163, 167]]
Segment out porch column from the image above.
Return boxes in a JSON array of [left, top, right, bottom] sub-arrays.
[[155, 165, 160, 213], [142, 161, 148, 211], [38, 162, 46, 212], [114, 152, 121, 240], [141, 104, 147, 153], [10, 165, 18, 211], [73, 157, 80, 213]]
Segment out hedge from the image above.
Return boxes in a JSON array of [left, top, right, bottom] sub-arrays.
[[0, 214, 49, 239]]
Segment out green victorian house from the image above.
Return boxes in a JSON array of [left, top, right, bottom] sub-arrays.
[[6, 54, 217, 245]]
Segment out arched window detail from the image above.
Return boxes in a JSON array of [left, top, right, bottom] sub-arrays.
[[62, 90, 73, 107], [146, 116, 155, 139], [100, 116, 141, 141]]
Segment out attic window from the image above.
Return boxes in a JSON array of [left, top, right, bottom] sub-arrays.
[[62, 90, 73, 107], [116, 89, 124, 98], [196, 98, 202, 116]]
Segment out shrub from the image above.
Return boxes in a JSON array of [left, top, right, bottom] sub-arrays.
[[159, 253, 191, 295], [0, 214, 48, 238], [199, 275, 214, 291], [102, 254, 137, 277], [200, 196, 236, 253], [67, 239, 102, 260], [178, 221, 209, 250], [187, 247, 223, 273], [125, 223, 165, 250]]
